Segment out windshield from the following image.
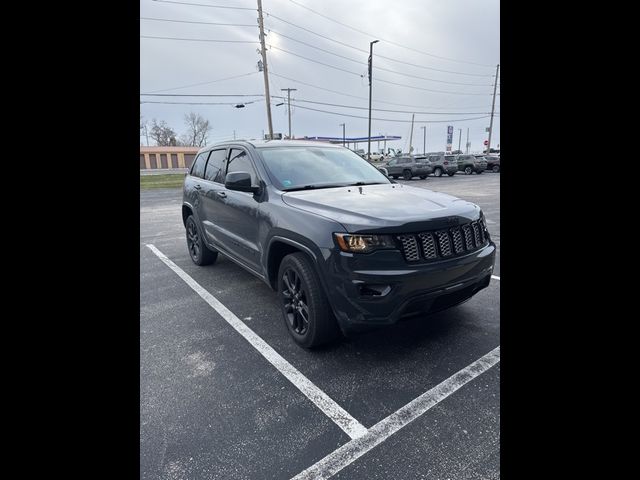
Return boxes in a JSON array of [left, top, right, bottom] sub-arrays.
[[258, 146, 390, 191]]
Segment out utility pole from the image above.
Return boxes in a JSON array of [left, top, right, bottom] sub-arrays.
[[408, 113, 415, 154], [144, 123, 149, 146], [466, 127, 470, 154], [281, 88, 297, 139], [367, 39, 379, 160], [458, 128, 462, 152], [486, 63, 499, 154], [420, 126, 426, 155], [339, 123, 345, 146], [257, 0, 273, 139]]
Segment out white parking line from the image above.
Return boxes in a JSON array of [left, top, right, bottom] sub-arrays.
[[491, 275, 500, 280], [291, 346, 500, 480], [145, 244, 368, 440]]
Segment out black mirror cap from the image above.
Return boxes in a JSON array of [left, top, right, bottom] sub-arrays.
[[225, 171, 260, 193]]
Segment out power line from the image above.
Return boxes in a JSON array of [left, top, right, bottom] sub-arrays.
[[287, 0, 495, 68], [141, 93, 265, 97], [274, 102, 491, 123], [151, 0, 255, 11], [269, 45, 493, 95], [141, 100, 260, 105], [142, 72, 258, 94], [268, 45, 363, 77], [268, 71, 499, 110], [141, 35, 258, 44], [140, 17, 256, 27], [263, 14, 493, 78], [267, 29, 493, 87], [272, 97, 496, 116]]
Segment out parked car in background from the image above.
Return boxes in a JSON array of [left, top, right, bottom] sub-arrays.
[[483, 155, 500, 173], [384, 156, 433, 180], [456, 154, 487, 175], [426, 152, 458, 177]]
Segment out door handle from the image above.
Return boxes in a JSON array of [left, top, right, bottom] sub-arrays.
[[194, 184, 202, 190], [216, 191, 227, 198]]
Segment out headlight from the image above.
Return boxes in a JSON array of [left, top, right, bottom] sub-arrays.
[[334, 233, 396, 253]]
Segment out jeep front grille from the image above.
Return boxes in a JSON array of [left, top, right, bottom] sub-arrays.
[[396, 218, 489, 263], [397, 234, 420, 262]]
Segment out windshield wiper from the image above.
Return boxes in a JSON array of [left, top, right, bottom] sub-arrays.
[[345, 181, 385, 186], [282, 183, 346, 192]]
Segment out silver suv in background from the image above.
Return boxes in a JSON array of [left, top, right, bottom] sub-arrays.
[[456, 154, 487, 175], [426, 152, 458, 177]]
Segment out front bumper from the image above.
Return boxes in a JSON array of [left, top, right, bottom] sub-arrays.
[[322, 242, 496, 332]]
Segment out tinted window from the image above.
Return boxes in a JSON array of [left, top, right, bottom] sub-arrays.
[[445, 156, 456, 162], [399, 158, 410, 164], [190, 152, 208, 178], [428, 156, 440, 162], [226, 148, 257, 184], [205, 149, 226, 183], [387, 159, 397, 166]]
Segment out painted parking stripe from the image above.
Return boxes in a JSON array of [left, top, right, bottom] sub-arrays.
[[491, 275, 500, 280], [290, 346, 500, 480], [146, 244, 368, 440]]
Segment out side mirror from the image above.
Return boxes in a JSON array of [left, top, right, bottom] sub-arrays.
[[378, 167, 389, 176], [225, 171, 260, 193]]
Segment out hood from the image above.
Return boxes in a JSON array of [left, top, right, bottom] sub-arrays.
[[281, 183, 481, 233]]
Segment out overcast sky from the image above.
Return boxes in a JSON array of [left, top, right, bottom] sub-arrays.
[[140, 0, 499, 153]]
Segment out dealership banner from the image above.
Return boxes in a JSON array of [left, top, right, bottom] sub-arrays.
[[446, 125, 453, 152]]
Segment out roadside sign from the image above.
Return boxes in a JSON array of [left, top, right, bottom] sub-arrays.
[[484, 140, 489, 145]]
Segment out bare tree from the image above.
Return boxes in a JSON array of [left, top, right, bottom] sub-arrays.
[[182, 112, 212, 147], [149, 119, 177, 146], [140, 114, 149, 146]]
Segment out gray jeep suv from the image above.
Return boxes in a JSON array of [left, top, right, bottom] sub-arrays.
[[182, 140, 496, 348], [384, 156, 432, 180], [426, 153, 459, 177], [457, 154, 487, 175]]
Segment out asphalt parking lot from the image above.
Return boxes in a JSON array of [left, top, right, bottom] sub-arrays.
[[140, 172, 500, 480]]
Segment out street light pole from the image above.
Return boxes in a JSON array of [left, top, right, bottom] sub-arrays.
[[367, 39, 379, 161], [339, 123, 345, 146], [458, 128, 462, 152], [420, 126, 426, 155]]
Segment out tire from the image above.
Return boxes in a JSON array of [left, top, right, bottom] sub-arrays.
[[186, 215, 218, 266], [493, 165, 500, 173], [419, 175, 427, 179], [403, 170, 412, 180], [477, 169, 483, 174], [447, 172, 456, 177], [391, 175, 398, 179], [278, 253, 339, 348], [464, 166, 473, 175], [434, 167, 443, 177]]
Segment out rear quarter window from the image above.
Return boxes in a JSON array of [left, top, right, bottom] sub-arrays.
[[190, 152, 208, 178]]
